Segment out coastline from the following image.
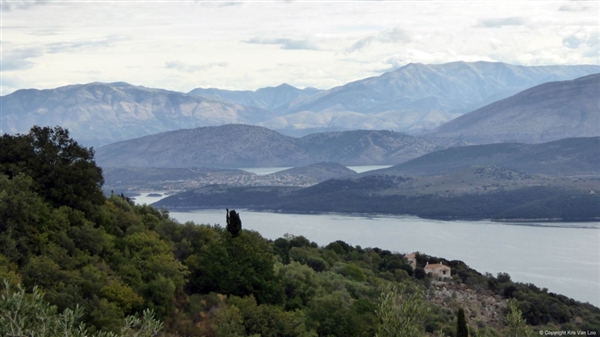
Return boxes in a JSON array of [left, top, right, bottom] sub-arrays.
[[153, 204, 600, 226]]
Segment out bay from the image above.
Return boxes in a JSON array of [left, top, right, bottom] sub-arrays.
[[167, 209, 600, 307]]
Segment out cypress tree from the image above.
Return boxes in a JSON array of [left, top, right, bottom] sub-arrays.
[[226, 208, 242, 237], [456, 307, 468, 337]]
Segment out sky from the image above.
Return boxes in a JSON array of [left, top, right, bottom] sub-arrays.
[[1, 0, 598, 95]]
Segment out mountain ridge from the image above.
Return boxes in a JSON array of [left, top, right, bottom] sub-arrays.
[[3, 61, 599, 145], [269, 62, 600, 133], [95, 124, 437, 168], [188, 83, 321, 111]]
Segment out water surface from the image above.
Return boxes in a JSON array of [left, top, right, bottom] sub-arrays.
[[134, 192, 600, 307], [168, 209, 600, 307]]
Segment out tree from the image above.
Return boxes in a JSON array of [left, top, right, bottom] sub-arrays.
[[185, 229, 283, 305], [456, 308, 468, 337], [375, 283, 428, 337], [226, 209, 242, 237], [504, 298, 532, 337], [0, 126, 104, 216]]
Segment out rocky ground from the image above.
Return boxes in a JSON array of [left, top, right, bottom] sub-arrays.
[[428, 281, 507, 331]]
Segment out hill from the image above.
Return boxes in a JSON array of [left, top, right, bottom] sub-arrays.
[[428, 73, 600, 143], [370, 137, 600, 177], [0, 82, 270, 147], [153, 175, 600, 222], [267, 162, 358, 183], [95, 124, 437, 168], [266, 62, 600, 133], [102, 162, 358, 191]]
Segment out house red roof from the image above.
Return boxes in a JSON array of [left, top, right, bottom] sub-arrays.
[[424, 263, 450, 270]]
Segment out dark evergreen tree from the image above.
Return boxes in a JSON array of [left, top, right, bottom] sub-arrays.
[[226, 208, 242, 237], [456, 307, 468, 337]]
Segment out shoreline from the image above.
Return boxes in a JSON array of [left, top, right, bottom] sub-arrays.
[[156, 205, 600, 228]]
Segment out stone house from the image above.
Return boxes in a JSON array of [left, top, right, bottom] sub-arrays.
[[424, 261, 451, 279]]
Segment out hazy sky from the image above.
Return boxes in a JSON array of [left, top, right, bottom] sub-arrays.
[[1, 0, 598, 94]]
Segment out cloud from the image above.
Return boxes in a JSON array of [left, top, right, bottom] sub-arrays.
[[165, 60, 228, 73], [345, 27, 411, 53], [1, 0, 48, 11], [244, 37, 320, 50], [563, 35, 582, 49], [381, 28, 411, 43], [2, 47, 43, 71], [559, 4, 591, 12], [476, 17, 527, 28], [346, 37, 377, 53], [45, 36, 126, 54], [1, 36, 126, 73], [563, 31, 599, 49]]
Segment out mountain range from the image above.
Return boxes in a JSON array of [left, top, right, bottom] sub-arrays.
[[95, 124, 437, 168], [2, 61, 598, 146], [260, 61, 600, 133], [0, 82, 276, 147], [188, 83, 321, 111]]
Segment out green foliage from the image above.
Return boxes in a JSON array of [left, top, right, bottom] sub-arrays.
[[0, 281, 163, 337], [0, 126, 105, 216], [375, 283, 429, 337], [504, 299, 533, 337], [307, 291, 362, 337], [186, 228, 284, 305]]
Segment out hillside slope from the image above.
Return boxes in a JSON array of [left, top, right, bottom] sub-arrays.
[[369, 137, 600, 177], [428, 74, 600, 143]]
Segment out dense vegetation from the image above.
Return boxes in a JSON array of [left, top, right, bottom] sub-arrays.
[[1, 127, 599, 336]]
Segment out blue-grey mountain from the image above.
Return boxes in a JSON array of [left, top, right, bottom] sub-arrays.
[[188, 83, 321, 111], [369, 137, 600, 177], [0, 82, 270, 147], [2, 62, 598, 146], [265, 62, 599, 133], [427, 73, 600, 144], [94, 124, 437, 168]]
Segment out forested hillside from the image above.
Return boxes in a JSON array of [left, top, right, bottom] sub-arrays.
[[1, 126, 599, 336]]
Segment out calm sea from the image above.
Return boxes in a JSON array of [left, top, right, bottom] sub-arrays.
[[134, 184, 600, 308]]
